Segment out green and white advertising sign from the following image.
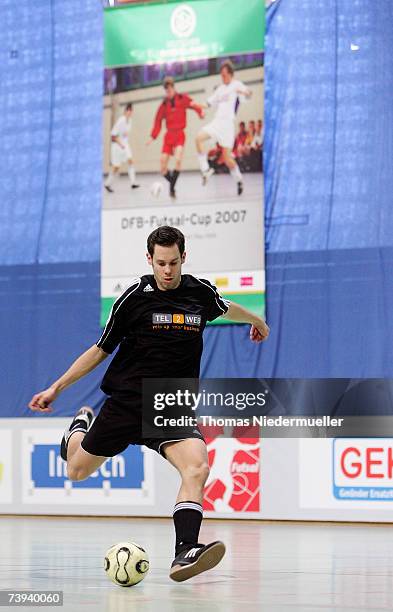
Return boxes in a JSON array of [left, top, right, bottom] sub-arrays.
[[105, 0, 264, 67]]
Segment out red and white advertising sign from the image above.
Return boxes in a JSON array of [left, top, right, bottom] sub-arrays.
[[300, 438, 393, 509], [202, 433, 260, 513]]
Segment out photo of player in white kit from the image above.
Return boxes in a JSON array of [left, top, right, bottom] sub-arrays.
[[104, 103, 140, 193], [196, 60, 252, 195]]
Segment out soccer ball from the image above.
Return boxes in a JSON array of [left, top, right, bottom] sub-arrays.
[[104, 541, 149, 587], [150, 181, 163, 198]]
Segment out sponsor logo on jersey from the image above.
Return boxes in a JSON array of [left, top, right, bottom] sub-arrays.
[[143, 284, 154, 292], [152, 313, 201, 326], [333, 438, 393, 501]]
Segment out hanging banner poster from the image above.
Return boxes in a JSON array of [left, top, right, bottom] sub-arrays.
[[102, 0, 265, 325]]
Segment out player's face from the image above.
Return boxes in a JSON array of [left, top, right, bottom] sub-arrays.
[[125, 109, 132, 118], [220, 67, 233, 85], [147, 244, 186, 291], [165, 85, 175, 99]]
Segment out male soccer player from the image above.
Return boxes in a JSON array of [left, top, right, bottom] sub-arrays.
[[147, 77, 204, 198], [196, 60, 252, 195], [29, 226, 269, 582], [105, 103, 139, 193]]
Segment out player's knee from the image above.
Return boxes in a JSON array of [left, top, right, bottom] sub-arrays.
[[67, 464, 89, 482], [183, 461, 210, 485]]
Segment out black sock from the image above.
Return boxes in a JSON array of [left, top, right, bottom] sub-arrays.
[[171, 170, 180, 187], [164, 171, 172, 183], [173, 501, 203, 555]]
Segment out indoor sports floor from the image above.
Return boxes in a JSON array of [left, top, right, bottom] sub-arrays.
[[1, 516, 392, 611], [102, 171, 263, 210]]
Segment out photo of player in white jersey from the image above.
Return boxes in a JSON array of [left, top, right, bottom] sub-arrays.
[[104, 103, 140, 193], [196, 60, 252, 195]]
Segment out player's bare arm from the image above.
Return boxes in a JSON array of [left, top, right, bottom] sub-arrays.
[[222, 301, 270, 343], [28, 344, 109, 413], [189, 101, 205, 118]]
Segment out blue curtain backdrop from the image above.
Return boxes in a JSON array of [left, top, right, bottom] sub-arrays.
[[1, 0, 393, 417]]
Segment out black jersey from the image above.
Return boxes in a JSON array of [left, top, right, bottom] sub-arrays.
[[96, 274, 229, 397]]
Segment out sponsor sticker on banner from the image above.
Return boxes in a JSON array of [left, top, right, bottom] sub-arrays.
[[21, 430, 154, 505], [0, 430, 12, 504], [202, 433, 260, 513], [215, 277, 229, 287]]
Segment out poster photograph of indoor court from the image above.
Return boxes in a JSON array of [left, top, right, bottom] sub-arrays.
[[1, 0, 393, 611]]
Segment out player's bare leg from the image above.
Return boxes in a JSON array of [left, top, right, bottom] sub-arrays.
[[67, 440, 107, 482], [222, 147, 243, 195], [105, 165, 119, 193], [127, 158, 139, 189], [196, 131, 215, 185], [170, 146, 184, 199], [163, 438, 225, 582], [60, 406, 107, 481]]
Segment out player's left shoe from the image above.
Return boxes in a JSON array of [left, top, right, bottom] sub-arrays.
[[169, 541, 225, 582], [131, 184, 140, 189], [105, 185, 114, 193], [60, 406, 94, 461], [170, 186, 176, 199], [237, 181, 244, 196]]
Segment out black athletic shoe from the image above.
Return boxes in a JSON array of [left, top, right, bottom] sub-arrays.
[[60, 406, 94, 461], [169, 541, 225, 582], [170, 186, 176, 199], [105, 185, 114, 193], [131, 184, 140, 189], [237, 181, 243, 196]]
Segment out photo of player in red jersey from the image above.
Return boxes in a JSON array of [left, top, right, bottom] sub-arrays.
[[146, 76, 204, 198]]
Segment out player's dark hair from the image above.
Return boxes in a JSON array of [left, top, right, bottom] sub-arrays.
[[125, 103, 133, 111], [147, 226, 185, 257], [220, 59, 234, 75]]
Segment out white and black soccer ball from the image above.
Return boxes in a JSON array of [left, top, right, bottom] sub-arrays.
[[104, 541, 149, 587], [150, 181, 163, 198]]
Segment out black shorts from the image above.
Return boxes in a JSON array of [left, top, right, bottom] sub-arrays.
[[81, 395, 205, 458]]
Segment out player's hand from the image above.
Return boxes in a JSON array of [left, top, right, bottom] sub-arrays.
[[249, 321, 270, 343], [28, 387, 58, 413], [200, 110, 205, 119], [146, 138, 153, 146]]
